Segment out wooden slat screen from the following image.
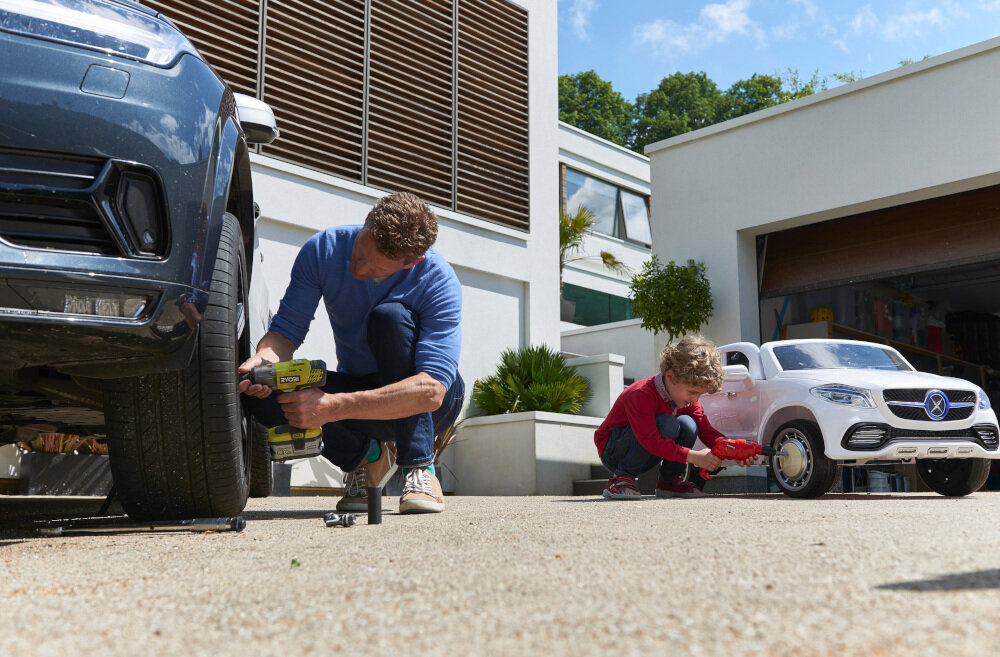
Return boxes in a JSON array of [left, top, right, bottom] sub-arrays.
[[456, 0, 529, 230], [260, 1, 366, 181], [143, 0, 260, 96], [143, 1, 531, 232], [366, 0, 454, 208]]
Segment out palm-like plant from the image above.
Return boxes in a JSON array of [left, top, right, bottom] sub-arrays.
[[559, 206, 630, 293], [472, 344, 592, 415]]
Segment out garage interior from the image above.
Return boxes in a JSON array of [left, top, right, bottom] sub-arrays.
[[757, 183, 1000, 491]]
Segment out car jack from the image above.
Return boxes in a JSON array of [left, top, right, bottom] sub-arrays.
[[36, 485, 246, 536]]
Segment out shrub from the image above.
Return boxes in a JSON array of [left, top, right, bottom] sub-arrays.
[[472, 345, 592, 415], [628, 255, 714, 340]]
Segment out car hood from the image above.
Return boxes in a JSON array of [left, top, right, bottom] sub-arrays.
[[773, 369, 979, 391]]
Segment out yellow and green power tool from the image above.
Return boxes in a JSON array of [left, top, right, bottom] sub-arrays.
[[242, 359, 328, 461]]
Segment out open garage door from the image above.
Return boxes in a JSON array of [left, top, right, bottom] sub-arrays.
[[759, 183, 1000, 297]]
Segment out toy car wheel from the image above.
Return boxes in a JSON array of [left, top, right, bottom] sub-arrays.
[[104, 214, 251, 520], [770, 420, 839, 498], [916, 458, 989, 497]]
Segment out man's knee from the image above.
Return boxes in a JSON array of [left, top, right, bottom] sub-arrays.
[[367, 302, 417, 343]]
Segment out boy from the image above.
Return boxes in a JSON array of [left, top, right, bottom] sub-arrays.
[[595, 334, 743, 499]]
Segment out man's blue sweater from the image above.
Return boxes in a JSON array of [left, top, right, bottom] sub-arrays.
[[268, 224, 462, 389]]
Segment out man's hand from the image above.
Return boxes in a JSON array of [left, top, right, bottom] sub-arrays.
[[686, 447, 722, 472], [237, 353, 277, 398], [276, 388, 342, 428]]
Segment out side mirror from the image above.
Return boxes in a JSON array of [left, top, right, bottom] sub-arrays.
[[723, 364, 754, 390], [234, 93, 279, 145]]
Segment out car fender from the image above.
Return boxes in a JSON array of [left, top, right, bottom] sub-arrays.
[[759, 403, 821, 450], [191, 96, 253, 296]]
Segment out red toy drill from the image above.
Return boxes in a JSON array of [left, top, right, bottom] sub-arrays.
[[698, 438, 785, 480]]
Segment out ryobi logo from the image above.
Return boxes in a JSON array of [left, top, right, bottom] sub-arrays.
[[279, 375, 301, 384]]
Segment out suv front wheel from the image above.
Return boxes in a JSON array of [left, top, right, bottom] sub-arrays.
[[104, 214, 251, 520]]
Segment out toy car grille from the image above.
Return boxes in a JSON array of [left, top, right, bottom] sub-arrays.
[[842, 424, 999, 451], [0, 150, 118, 255], [887, 406, 975, 422], [883, 388, 976, 403], [882, 388, 977, 422]]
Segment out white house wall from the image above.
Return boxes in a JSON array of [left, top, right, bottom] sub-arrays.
[[646, 37, 1000, 347]]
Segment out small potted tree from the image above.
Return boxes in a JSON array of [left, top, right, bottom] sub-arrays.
[[559, 206, 629, 322], [628, 255, 714, 339]]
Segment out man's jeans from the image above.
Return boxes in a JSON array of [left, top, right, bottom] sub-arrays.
[[246, 302, 465, 472], [600, 413, 698, 484]]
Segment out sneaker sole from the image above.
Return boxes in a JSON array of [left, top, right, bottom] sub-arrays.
[[654, 491, 705, 499], [336, 498, 369, 512], [399, 500, 444, 514], [602, 489, 641, 500]]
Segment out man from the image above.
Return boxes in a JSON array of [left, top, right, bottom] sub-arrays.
[[239, 192, 464, 514]]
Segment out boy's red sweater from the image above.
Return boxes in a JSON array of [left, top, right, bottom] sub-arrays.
[[594, 374, 724, 464]]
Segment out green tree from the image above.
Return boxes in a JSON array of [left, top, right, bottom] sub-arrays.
[[628, 255, 714, 340], [720, 73, 786, 120], [558, 70, 633, 147], [631, 71, 723, 152]]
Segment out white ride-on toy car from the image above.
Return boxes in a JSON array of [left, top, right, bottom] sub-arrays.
[[700, 339, 999, 498]]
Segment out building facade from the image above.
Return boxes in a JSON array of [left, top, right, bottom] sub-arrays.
[[646, 37, 1000, 391]]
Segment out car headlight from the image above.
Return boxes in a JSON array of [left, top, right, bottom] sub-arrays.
[[979, 389, 991, 410], [0, 0, 197, 66], [810, 384, 875, 408]]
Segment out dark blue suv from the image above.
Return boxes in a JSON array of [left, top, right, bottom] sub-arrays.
[[0, 0, 278, 519]]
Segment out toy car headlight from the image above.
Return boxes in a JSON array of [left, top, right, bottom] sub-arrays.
[[979, 389, 991, 410], [810, 384, 875, 408]]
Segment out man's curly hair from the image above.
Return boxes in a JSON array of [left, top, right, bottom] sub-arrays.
[[659, 334, 724, 393], [364, 192, 438, 262]]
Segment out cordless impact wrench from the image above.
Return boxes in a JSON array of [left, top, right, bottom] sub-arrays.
[[241, 359, 327, 461], [698, 438, 786, 481]]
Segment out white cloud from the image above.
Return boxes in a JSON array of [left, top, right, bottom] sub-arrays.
[[634, 0, 764, 56], [979, 0, 1000, 10], [789, 0, 820, 20], [851, 4, 878, 34], [832, 38, 850, 54], [882, 8, 943, 40], [567, 0, 597, 41]]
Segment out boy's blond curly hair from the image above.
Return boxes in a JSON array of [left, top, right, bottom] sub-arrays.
[[364, 192, 438, 262], [659, 334, 724, 393]]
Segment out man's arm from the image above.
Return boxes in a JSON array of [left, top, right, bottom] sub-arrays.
[[277, 372, 446, 427], [237, 330, 297, 398]]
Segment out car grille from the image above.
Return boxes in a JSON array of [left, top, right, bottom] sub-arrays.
[[882, 388, 977, 422], [842, 423, 999, 451], [0, 150, 118, 255]]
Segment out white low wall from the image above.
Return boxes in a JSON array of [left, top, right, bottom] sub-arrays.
[[453, 411, 602, 495], [562, 319, 657, 383], [565, 353, 624, 418]]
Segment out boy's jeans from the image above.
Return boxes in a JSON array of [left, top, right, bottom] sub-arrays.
[[246, 302, 465, 472], [600, 413, 698, 484]]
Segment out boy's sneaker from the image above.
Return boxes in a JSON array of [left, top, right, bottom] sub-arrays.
[[602, 474, 641, 499], [655, 476, 705, 499], [336, 442, 397, 512], [399, 467, 445, 514]]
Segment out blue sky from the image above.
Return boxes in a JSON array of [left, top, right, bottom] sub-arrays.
[[558, 0, 1000, 100]]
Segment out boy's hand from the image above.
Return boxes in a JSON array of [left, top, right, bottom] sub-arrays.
[[686, 448, 722, 472]]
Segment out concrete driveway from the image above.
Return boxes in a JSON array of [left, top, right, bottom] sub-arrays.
[[2, 492, 999, 657]]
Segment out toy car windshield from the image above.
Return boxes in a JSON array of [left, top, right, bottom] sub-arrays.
[[772, 343, 912, 372]]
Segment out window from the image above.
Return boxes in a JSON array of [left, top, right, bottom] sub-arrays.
[[562, 283, 633, 326], [564, 168, 651, 246]]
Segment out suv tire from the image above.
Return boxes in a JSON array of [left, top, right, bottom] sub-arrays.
[[104, 214, 250, 520], [249, 417, 274, 497]]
